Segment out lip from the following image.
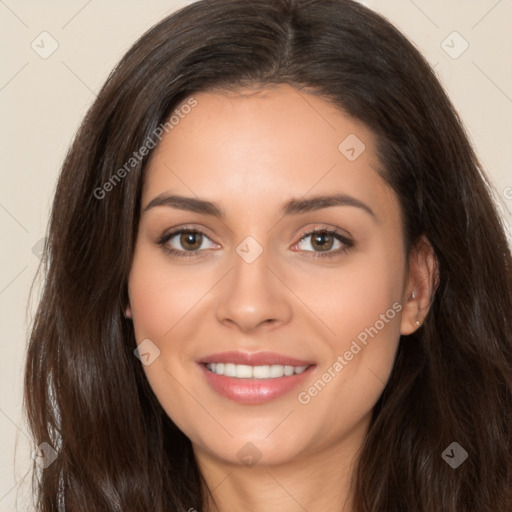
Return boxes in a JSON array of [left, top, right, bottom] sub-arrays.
[[197, 350, 315, 367], [197, 351, 317, 405]]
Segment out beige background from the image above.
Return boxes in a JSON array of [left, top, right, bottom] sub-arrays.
[[1, 0, 511, 509]]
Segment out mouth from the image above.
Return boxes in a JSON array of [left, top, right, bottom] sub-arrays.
[[197, 351, 316, 405]]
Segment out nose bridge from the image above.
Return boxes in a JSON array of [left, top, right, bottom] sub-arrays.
[[214, 236, 292, 331]]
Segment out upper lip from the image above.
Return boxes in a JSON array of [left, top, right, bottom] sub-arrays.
[[198, 351, 315, 367]]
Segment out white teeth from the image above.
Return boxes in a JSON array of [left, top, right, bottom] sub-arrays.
[[224, 363, 236, 377], [284, 365, 295, 376], [235, 364, 253, 378], [253, 365, 270, 379], [205, 363, 310, 379], [269, 365, 284, 378]]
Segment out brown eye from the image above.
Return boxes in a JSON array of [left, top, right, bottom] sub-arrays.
[[309, 231, 335, 251], [295, 228, 354, 259], [179, 231, 203, 251], [158, 228, 218, 258]]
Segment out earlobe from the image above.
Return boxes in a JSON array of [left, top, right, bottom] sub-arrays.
[[400, 289, 423, 335], [399, 289, 421, 335], [125, 304, 132, 319], [400, 235, 439, 336]]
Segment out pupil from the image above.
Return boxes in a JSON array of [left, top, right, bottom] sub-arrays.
[[182, 231, 201, 250], [313, 232, 332, 251]]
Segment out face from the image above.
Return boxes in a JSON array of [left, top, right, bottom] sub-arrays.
[[127, 84, 424, 468]]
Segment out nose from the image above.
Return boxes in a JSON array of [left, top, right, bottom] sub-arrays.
[[214, 245, 293, 333]]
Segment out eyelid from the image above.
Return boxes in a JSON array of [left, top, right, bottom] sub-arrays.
[[289, 222, 353, 241], [290, 226, 353, 258], [158, 224, 217, 242], [157, 224, 220, 250], [293, 228, 350, 247]]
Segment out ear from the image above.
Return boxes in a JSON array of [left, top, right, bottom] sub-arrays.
[[125, 303, 133, 319], [400, 235, 439, 335]]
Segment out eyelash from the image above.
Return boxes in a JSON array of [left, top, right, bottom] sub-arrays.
[[157, 226, 354, 260]]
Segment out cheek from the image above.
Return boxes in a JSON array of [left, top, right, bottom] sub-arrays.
[[128, 249, 209, 341], [294, 247, 405, 414], [127, 252, 205, 430], [127, 249, 218, 386], [296, 244, 405, 347]]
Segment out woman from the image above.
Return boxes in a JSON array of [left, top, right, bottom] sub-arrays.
[[24, 0, 512, 510]]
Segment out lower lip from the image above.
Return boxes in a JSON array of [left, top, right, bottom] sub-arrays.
[[198, 364, 316, 405]]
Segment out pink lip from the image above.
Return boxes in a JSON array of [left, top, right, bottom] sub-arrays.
[[197, 351, 316, 405], [198, 350, 315, 367]]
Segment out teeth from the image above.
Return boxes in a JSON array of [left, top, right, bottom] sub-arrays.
[[205, 363, 309, 379], [284, 365, 295, 376], [224, 363, 236, 377], [253, 365, 270, 379]]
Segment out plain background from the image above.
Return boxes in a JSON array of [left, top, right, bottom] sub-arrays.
[[1, 0, 511, 510]]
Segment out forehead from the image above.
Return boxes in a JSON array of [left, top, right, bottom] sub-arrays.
[[142, 85, 399, 223]]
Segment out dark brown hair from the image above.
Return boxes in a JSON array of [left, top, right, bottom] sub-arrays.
[[24, 0, 512, 510]]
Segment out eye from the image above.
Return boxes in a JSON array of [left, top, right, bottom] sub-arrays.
[[294, 228, 353, 259], [158, 228, 218, 258], [157, 226, 353, 260]]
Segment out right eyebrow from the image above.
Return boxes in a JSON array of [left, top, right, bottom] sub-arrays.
[[143, 194, 225, 217]]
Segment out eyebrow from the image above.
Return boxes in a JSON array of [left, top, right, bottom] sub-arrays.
[[143, 193, 376, 219]]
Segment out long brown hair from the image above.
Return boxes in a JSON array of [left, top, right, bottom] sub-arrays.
[[24, 0, 512, 510]]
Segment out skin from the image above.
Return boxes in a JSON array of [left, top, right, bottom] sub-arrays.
[[126, 84, 437, 512]]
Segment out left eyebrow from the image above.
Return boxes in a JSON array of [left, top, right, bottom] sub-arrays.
[[281, 193, 376, 219]]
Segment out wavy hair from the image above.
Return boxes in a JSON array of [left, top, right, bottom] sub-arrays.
[[24, 0, 512, 510]]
